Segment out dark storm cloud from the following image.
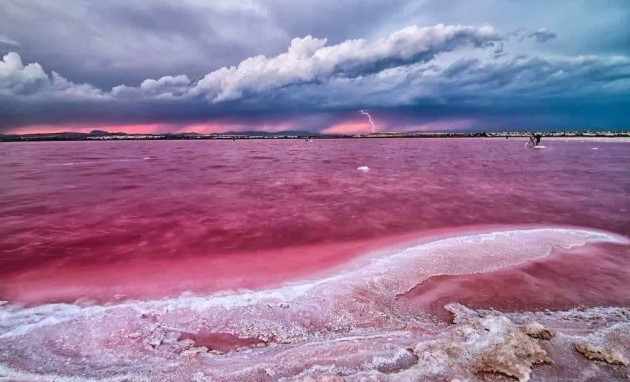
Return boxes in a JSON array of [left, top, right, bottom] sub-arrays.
[[4, 0, 627, 88], [188, 24, 501, 102], [0, 24, 503, 128], [0, 0, 290, 88], [2, 46, 629, 132], [1, 0, 629, 132]]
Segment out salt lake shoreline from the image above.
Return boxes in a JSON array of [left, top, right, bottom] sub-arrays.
[[2, 131, 630, 142]]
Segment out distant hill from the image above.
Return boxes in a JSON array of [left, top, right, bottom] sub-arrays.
[[89, 130, 110, 136]]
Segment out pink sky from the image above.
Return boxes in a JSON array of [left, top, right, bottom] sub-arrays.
[[322, 117, 474, 135], [6, 121, 300, 135], [322, 122, 373, 135], [6, 116, 475, 135]]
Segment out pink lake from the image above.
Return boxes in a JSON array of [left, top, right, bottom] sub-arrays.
[[0, 138, 629, 381], [1, 138, 628, 305]]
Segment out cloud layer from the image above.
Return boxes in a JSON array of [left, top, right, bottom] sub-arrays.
[[0, 52, 103, 99], [1, 0, 629, 133], [189, 24, 500, 102]]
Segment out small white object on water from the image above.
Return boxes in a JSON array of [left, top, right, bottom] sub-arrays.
[[357, 166, 370, 172], [591, 147, 599, 150]]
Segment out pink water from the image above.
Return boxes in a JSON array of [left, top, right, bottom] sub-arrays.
[[1, 138, 629, 381]]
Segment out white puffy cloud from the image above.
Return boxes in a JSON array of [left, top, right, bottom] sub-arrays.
[[0, 52, 104, 99], [0, 52, 49, 95], [140, 75, 190, 93], [112, 74, 190, 98], [103, 24, 501, 102], [189, 24, 502, 102]]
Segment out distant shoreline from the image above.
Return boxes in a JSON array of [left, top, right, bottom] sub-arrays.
[[1, 130, 629, 142]]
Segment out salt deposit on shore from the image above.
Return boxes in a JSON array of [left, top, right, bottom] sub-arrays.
[[1, 227, 628, 381]]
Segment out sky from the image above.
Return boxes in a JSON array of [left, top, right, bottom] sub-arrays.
[[1, 0, 629, 134]]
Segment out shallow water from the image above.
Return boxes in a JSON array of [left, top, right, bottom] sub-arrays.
[[0, 138, 629, 381]]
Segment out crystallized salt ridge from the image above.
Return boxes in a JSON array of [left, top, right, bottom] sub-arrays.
[[0, 227, 628, 382]]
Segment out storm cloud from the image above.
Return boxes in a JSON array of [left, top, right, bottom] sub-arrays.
[[0, 0, 629, 133], [186, 24, 500, 102]]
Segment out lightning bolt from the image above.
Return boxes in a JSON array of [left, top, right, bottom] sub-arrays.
[[360, 110, 376, 133]]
